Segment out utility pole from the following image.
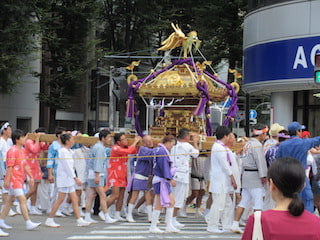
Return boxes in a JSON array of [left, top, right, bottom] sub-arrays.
[[109, 66, 114, 130], [245, 93, 250, 136], [95, 69, 100, 133]]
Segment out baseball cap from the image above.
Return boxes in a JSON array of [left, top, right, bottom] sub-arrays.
[[288, 121, 305, 132], [269, 123, 285, 137], [301, 131, 311, 138]]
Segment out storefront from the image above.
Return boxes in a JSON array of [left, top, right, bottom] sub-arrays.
[[243, 0, 320, 135]]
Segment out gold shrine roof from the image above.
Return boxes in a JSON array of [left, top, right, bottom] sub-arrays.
[[138, 65, 228, 101]]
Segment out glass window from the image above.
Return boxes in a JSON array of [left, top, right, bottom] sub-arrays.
[[248, 0, 296, 12]]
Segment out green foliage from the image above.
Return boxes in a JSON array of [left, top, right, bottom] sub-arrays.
[[1, 0, 246, 120], [193, 0, 247, 69], [35, 0, 101, 110], [0, 1, 39, 93], [99, 0, 246, 70]]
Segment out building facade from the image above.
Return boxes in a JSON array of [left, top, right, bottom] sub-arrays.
[[0, 53, 41, 133], [243, 0, 320, 135]]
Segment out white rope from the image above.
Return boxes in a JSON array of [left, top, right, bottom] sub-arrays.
[[143, 39, 182, 85], [194, 45, 225, 88]]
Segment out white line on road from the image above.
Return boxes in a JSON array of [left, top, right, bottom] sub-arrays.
[[67, 235, 240, 240], [67, 236, 146, 239], [90, 230, 240, 236], [103, 225, 207, 230]]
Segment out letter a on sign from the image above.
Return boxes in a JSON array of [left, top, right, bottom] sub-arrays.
[[293, 46, 307, 69]]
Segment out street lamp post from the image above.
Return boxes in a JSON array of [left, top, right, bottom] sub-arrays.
[[95, 63, 111, 133], [95, 70, 100, 133], [109, 66, 114, 130]]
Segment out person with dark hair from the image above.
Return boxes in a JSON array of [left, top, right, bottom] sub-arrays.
[[277, 121, 320, 213], [149, 135, 179, 233], [127, 135, 155, 223], [0, 129, 41, 235], [84, 129, 116, 224], [24, 128, 48, 215], [265, 129, 290, 168], [107, 133, 141, 221], [263, 129, 291, 210], [263, 123, 284, 153], [170, 128, 199, 227], [0, 122, 18, 218], [46, 126, 66, 217], [231, 124, 268, 234], [184, 150, 207, 218], [45, 133, 91, 227], [242, 157, 320, 240], [207, 126, 237, 233]]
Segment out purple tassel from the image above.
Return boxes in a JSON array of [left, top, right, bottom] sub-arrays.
[[193, 81, 210, 116], [205, 106, 213, 136], [204, 70, 239, 126], [125, 57, 238, 136]]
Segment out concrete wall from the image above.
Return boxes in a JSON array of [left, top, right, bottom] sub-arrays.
[[0, 52, 41, 132]]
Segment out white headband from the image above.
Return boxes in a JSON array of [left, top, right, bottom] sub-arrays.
[[253, 126, 269, 135], [0, 122, 10, 135]]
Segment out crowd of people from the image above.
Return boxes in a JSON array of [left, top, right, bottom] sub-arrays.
[[0, 121, 319, 238]]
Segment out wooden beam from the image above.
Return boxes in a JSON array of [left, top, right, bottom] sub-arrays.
[[27, 133, 242, 152], [27, 133, 99, 146]]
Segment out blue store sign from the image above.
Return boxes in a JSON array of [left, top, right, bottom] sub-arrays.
[[249, 109, 257, 119], [244, 36, 320, 84]]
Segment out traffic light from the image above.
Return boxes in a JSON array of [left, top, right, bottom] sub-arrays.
[[315, 71, 320, 84], [315, 53, 320, 83]]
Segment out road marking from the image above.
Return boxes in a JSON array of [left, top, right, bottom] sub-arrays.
[[94, 229, 237, 235], [102, 225, 207, 230], [67, 235, 240, 240], [67, 217, 242, 240], [67, 236, 146, 239]]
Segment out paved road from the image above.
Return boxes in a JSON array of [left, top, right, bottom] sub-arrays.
[[3, 212, 243, 240]]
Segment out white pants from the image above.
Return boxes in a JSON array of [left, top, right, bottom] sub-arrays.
[[221, 193, 234, 228], [208, 193, 232, 229], [238, 187, 264, 210], [172, 182, 188, 208], [37, 180, 54, 210], [262, 185, 275, 210]]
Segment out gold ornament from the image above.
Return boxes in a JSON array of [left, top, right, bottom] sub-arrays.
[[127, 74, 138, 84], [126, 61, 140, 71], [158, 23, 201, 58], [230, 82, 240, 93]]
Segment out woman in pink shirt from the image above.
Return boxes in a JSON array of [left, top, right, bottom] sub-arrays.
[[242, 157, 320, 240], [0, 129, 41, 235], [24, 128, 48, 215]]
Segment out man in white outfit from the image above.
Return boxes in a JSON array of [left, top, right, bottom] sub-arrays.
[[231, 124, 268, 234], [206, 126, 237, 233], [171, 128, 199, 228]]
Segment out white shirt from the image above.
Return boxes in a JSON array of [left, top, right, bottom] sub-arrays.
[[171, 141, 199, 183], [73, 147, 90, 182], [229, 151, 241, 193], [57, 147, 76, 188], [0, 137, 13, 161], [263, 138, 278, 153], [209, 141, 233, 194]]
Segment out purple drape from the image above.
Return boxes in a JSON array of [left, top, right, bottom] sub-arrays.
[[125, 58, 238, 136], [204, 70, 239, 126]]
